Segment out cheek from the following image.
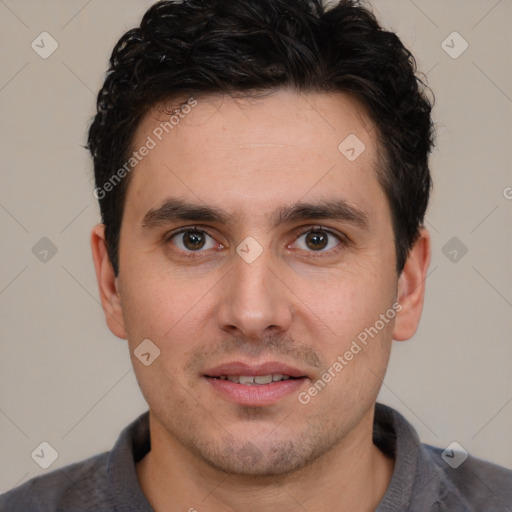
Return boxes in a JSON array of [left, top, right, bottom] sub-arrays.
[[119, 264, 221, 382], [119, 268, 195, 346], [292, 262, 395, 342]]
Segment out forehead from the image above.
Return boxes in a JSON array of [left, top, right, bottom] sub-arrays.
[[124, 89, 385, 225]]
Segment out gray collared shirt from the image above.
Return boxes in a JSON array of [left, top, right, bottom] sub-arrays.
[[1, 403, 511, 511]]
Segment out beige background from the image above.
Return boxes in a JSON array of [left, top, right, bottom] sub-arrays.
[[1, 0, 511, 493]]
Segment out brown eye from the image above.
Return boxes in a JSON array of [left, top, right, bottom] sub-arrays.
[[294, 228, 342, 253], [169, 229, 217, 252], [182, 230, 206, 250], [305, 230, 329, 251]]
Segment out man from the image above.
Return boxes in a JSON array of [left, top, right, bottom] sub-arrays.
[[1, 0, 511, 510]]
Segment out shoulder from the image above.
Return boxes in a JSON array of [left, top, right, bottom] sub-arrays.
[[422, 444, 512, 511], [374, 404, 512, 511], [0, 451, 113, 512], [0, 412, 151, 512]]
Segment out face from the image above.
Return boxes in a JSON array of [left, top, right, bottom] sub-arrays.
[[95, 89, 423, 477]]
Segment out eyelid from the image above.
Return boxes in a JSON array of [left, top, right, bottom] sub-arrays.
[[164, 225, 222, 253], [292, 224, 349, 243], [164, 225, 204, 242]]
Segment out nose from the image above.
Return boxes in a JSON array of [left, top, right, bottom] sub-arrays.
[[216, 247, 293, 341]]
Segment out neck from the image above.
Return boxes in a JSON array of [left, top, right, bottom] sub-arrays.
[[136, 408, 394, 512]]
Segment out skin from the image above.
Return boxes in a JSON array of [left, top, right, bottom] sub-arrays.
[[91, 89, 431, 511]]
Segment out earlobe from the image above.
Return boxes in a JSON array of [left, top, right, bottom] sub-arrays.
[[91, 224, 128, 339], [392, 228, 431, 342]]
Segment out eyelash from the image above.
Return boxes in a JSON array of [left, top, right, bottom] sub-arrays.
[[165, 225, 347, 258]]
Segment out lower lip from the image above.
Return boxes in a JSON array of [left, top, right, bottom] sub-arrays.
[[205, 377, 307, 406]]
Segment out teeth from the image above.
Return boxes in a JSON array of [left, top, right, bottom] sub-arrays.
[[254, 375, 273, 385], [217, 374, 294, 384]]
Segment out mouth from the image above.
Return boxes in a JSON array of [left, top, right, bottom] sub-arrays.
[[203, 361, 309, 406], [208, 374, 298, 384]]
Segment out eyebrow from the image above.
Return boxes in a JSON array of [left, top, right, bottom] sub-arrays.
[[141, 198, 235, 228], [270, 199, 370, 231], [141, 197, 370, 231]]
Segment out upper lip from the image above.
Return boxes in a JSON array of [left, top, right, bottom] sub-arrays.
[[203, 361, 308, 378]]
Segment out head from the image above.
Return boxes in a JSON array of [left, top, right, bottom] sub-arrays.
[[89, 0, 433, 477]]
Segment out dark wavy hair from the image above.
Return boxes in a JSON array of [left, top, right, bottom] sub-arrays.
[[87, 0, 434, 275]]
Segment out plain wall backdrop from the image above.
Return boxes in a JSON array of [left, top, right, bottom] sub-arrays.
[[1, 0, 511, 493]]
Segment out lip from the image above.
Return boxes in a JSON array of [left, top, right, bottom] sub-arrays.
[[203, 361, 308, 378], [203, 361, 309, 406]]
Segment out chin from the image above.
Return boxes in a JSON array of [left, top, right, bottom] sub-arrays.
[[191, 433, 332, 478]]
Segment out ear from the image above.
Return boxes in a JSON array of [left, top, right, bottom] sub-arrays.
[[393, 227, 431, 341], [91, 224, 128, 339]]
